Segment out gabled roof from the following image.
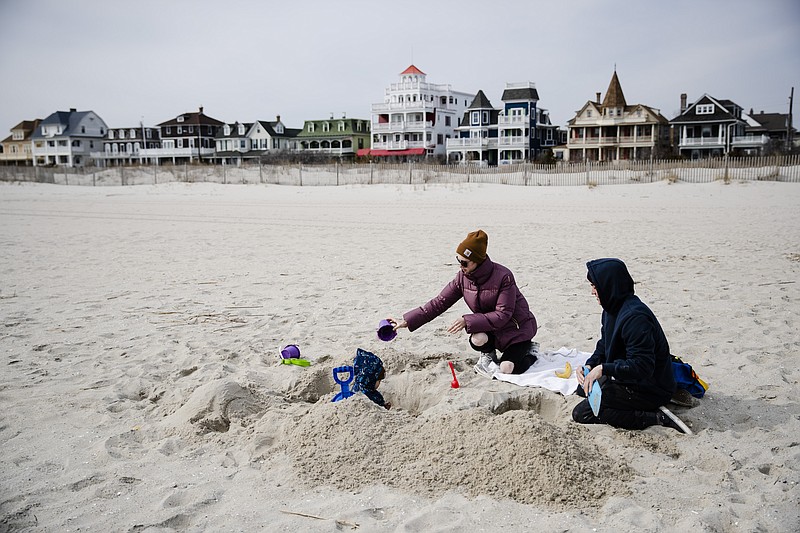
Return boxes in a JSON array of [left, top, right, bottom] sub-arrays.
[[32, 110, 104, 139], [11, 120, 40, 133], [670, 94, 741, 124], [748, 112, 791, 133], [602, 71, 627, 108], [216, 122, 253, 139], [249, 120, 300, 138], [401, 64, 425, 75], [468, 90, 494, 109]]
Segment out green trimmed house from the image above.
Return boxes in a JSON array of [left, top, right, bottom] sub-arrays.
[[295, 116, 370, 159]]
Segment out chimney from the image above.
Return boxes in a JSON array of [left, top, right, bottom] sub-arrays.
[[199, 106, 204, 114], [70, 107, 77, 112], [596, 92, 601, 104], [276, 115, 281, 123], [680, 93, 687, 113]]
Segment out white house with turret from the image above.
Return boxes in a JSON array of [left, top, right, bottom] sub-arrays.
[[363, 65, 474, 159]]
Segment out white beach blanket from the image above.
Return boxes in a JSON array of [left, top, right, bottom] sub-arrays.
[[488, 347, 590, 396]]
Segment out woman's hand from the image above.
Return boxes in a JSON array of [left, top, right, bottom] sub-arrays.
[[447, 317, 466, 334], [582, 365, 603, 395], [387, 318, 407, 331]]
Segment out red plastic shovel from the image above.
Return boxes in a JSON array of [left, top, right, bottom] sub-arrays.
[[448, 361, 460, 388]]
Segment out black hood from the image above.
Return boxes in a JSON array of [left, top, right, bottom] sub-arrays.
[[586, 258, 634, 314]]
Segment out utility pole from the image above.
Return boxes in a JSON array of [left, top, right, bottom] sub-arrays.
[[788, 87, 794, 152]]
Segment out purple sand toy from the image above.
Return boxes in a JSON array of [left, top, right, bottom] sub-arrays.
[[377, 319, 397, 342], [280, 344, 301, 359]]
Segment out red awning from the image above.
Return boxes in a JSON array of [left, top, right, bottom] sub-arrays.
[[367, 148, 426, 157], [356, 148, 371, 157]]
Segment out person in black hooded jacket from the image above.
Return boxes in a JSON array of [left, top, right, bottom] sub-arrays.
[[573, 258, 683, 431]]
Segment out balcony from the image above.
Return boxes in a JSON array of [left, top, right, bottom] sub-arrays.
[[385, 81, 453, 94], [372, 101, 438, 113], [498, 136, 529, 148], [372, 140, 428, 151], [679, 137, 725, 148], [498, 115, 529, 125], [446, 138, 498, 150], [372, 120, 433, 133], [732, 134, 769, 148]]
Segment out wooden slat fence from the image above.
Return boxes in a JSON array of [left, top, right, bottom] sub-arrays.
[[1, 155, 799, 186]]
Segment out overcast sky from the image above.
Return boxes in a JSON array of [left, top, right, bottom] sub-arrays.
[[1, 0, 798, 132]]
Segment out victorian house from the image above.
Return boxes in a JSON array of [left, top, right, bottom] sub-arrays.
[[669, 94, 749, 159], [213, 116, 300, 164], [149, 107, 224, 164], [567, 71, 670, 162], [365, 65, 474, 158], [295, 115, 370, 158], [446, 82, 560, 165], [446, 90, 499, 165], [31, 109, 108, 167], [92, 124, 161, 166], [0, 119, 40, 166], [498, 82, 558, 163]]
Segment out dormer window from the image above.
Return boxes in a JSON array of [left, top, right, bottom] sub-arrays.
[[338, 121, 345, 132], [224, 125, 231, 136], [308, 123, 315, 132], [238, 124, 245, 135], [276, 124, 284, 134], [696, 104, 714, 115], [109, 130, 116, 139], [177, 116, 184, 123], [323, 122, 330, 132]]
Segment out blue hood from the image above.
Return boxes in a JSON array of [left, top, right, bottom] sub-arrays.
[[586, 258, 634, 314]]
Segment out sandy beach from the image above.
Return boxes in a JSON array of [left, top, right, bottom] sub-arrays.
[[1, 178, 799, 532]]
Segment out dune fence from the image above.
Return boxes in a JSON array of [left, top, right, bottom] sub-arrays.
[[1, 155, 799, 187]]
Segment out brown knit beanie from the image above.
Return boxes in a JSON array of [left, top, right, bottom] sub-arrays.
[[456, 230, 488, 263]]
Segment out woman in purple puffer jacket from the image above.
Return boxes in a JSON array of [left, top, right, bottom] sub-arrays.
[[389, 230, 538, 376]]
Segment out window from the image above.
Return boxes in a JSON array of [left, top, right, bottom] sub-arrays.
[[177, 126, 183, 134], [177, 116, 184, 123], [177, 139, 183, 148], [308, 123, 315, 132], [109, 130, 116, 140], [356, 122, 362, 132], [445, 116, 451, 127], [238, 124, 244, 135], [338, 121, 345, 132], [696, 104, 714, 115], [81, 126, 85, 133], [437, 134, 443, 145], [129, 129, 136, 138], [323, 122, 330, 132], [166, 127, 171, 134], [276, 124, 283, 134], [189, 126, 194, 134], [224, 125, 231, 136], [471, 111, 480, 125], [483, 111, 489, 123], [587, 110, 592, 117]]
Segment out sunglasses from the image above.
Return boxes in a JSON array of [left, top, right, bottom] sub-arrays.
[[456, 257, 470, 268]]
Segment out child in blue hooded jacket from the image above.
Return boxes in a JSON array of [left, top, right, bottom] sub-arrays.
[[574, 258, 685, 432], [353, 348, 390, 409]]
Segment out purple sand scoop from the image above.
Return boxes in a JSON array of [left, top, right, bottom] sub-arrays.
[[377, 319, 397, 342]]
